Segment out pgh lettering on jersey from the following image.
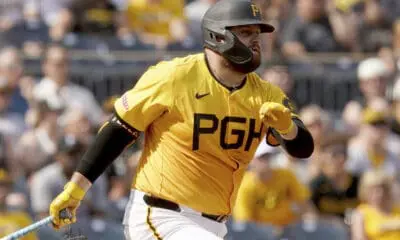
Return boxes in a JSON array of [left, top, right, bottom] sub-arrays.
[[114, 53, 297, 215]]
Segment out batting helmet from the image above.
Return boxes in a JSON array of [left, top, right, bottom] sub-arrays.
[[202, 0, 274, 66]]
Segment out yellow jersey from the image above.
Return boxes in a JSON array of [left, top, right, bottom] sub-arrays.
[[233, 170, 310, 226], [126, 0, 185, 39], [0, 211, 37, 240], [114, 53, 296, 215], [357, 204, 400, 240]]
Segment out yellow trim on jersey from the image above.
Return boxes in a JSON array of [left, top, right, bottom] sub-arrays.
[[146, 207, 163, 240]]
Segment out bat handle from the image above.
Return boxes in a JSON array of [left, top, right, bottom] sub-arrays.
[[1, 209, 72, 240], [2, 216, 53, 240]]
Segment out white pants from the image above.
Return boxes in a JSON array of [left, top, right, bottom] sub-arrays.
[[123, 190, 228, 240]]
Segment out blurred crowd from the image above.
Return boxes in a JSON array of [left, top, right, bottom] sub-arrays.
[[1, 0, 400, 56], [1, 0, 400, 240]]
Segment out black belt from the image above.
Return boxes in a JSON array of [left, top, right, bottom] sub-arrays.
[[143, 194, 229, 223]]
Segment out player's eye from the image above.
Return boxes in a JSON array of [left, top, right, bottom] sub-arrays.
[[239, 29, 260, 38], [240, 30, 252, 37]]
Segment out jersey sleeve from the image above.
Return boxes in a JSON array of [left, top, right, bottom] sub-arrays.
[[265, 83, 299, 146], [114, 63, 175, 131]]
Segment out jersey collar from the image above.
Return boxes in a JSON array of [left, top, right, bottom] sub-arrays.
[[202, 54, 247, 93]]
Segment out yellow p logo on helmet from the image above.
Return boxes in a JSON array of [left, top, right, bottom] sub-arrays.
[[251, 4, 260, 17]]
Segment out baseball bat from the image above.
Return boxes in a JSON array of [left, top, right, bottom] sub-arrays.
[[1, 209, 71, 240]]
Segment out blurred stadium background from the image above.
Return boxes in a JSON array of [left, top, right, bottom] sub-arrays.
[[1, 0, 400, 239]]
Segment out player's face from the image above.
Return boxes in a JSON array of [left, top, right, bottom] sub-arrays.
[[229, 25, 262, 73]]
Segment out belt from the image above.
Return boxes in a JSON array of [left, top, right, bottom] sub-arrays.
[[143, 194, 229, 223]]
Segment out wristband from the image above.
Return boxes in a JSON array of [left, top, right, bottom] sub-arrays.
[[64, 182, 86, 200]]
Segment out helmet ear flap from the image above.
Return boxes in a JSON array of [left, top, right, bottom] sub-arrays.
[[221, 30, 252, 65], [203, 27, 253, 65]]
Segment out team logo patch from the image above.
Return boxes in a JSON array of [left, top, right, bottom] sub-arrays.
[[122, 94, 129, 111]]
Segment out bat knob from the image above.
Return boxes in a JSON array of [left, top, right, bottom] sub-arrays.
[[60, 209, 72, 220]]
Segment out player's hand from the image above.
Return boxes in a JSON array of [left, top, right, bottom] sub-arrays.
[[49, 182, 86, 230], [260, 102, 294, 134]]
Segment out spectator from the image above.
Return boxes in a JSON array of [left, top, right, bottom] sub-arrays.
[[380, 0, 400, 24], [351, 170, 400, 240], [356, 0, 393, 52], [233, 141, 313, 228], [6, 3, 50, 58], [185, 0, 216, 22], [393, 19, 400, 54], [123, 0, 188, 48], [0, 77, 25, 145], [299, 104, 332, 180], [0, 47, 29, 116], [309, 143, 360, 219], [264, 0, 293, 24], [281, 0, 356, 57], [262, 63, 296, 109], [0, 0, 23, 31], [0, 168, 37, 240], [335, 0, 362, 13], [256, 137, 309, 184], [185, 0, 216, 40], [67, 0, 123, 36], [346, 106, 400, 178], [33, 45, 106, 126], [342, 57, 390, 132], [27, 0, 75, 28], [30, 135, 108, 221], [59, 108, 95, 146], [391, 77, 400, 136], [263, 0, 293, 58], [14, 92, 64, 178]]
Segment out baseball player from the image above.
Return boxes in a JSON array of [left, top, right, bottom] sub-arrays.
[[48, 0, 314, 239]]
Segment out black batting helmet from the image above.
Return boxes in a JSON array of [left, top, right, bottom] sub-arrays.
[[202, 0, 274, 66]]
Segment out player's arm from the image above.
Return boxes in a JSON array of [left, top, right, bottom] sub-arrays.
[[260, 83, 313, 159], [49, 114, 140, 229], [272, 117, 313, 159], [49, 61, 175, 230], [260, 102, 314, 159]]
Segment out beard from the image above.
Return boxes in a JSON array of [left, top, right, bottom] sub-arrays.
[[224, 45, 261, 74]]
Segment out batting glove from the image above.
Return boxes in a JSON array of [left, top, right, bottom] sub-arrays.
[[260, 102, 294, 135], [49, 182, 86, 229]]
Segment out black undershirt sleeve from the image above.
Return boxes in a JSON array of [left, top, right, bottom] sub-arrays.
[[271, 118, 314, 159], [76, 114, 141, 183]]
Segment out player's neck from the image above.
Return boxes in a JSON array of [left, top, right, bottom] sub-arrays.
[[205, 50, 246, 88]]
